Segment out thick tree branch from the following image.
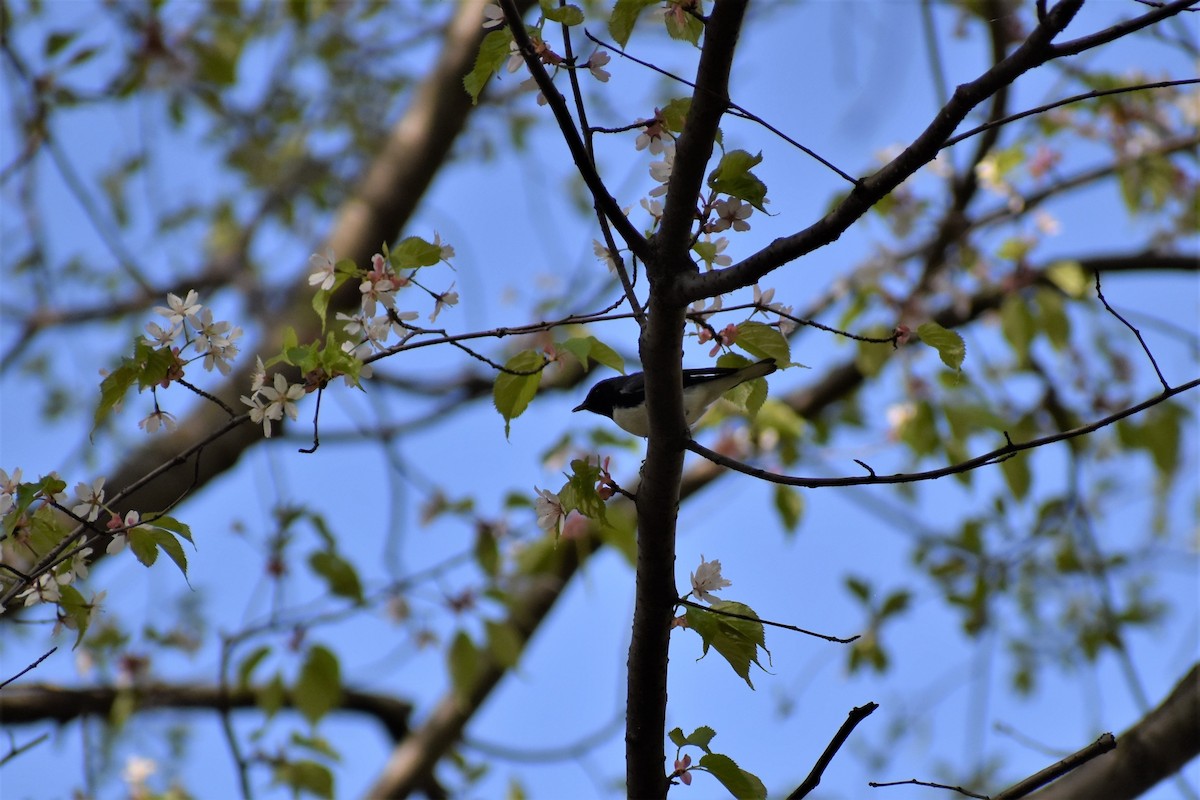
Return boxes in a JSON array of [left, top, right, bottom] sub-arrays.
[[364, 536, 594, 799], [655, 0, 748, 270], [0, 682, 412, 740], [65, 0, 535, 554], [1024, 662, 1199, 800]]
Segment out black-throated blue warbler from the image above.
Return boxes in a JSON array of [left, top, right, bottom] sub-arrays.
[[572, 358, 777, 437]]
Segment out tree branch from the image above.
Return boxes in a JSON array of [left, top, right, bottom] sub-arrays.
[[0, 682, 412, 740], [1023, 662, 1200, 800], [685, 377, 1199, 488], [682, 0, 1089, 302], [788, 702, 880, 799]]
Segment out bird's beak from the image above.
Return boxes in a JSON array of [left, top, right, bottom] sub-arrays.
[[572, 403, 585, 413]]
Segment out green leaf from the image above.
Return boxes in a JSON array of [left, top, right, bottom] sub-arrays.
[[660, 97, 691, 133], [93, 341, 179, 432], [149, 529, 189, 578], [854, 325, 894, 378], [151, 514, 194, 544], [681, 725, 716, 752], [258, 671, 286, 719], [668, 727, 687, 748], [1000, 293, 1035, 360], [845, 576, 872, 603], [127, 527, 159, 567], [558, 458, 608, 524], [448, 630, 480, 701], [390, 236, 444, 269], [56, 584, 93, 648], [540, 0, 583, 25], [474, 524, 501, 577], [663, 1, 704, 44], [272, 759, 334, 800], [773, 484, 803, 533], [492, 350, 546, 438], [464, 29, 513, 104], [237, 645, 272, 690], [1045, 260, 1087, 298], [733, 321, 790, 365], [609, 0, 658, 46], [685, 601, 769, 689], [485, 619, 522, 669], [559, 336, 625, 374], [879, 589, 911, 618], [1142, 403, 1184, 476], [45, 30, 79, 57], [294, 644, 341, 727], [1034, 287, 1070, 350], [308, 551, 364, 604], [708, 150, 768, 211], [915, 322, 966, 371], [1000, 452, 1031, 500], [698, 753, 768, 799]]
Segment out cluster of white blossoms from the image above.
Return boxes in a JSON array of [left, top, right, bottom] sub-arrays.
[[145, 290, 243, 376], [0, 467, 138, 610], [241, 361, 306, 438], [246, 242, 457, 438]]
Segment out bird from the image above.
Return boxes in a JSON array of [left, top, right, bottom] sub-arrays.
[[572, 358, 777, 437]]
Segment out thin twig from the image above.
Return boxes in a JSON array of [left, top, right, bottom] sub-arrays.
[[0, 647, 57, 690], [583, 30, 859, 186], [869, 777, 988, 798], [943, 77, 1200, 149], [677, 598, 858, 644], [789, 702, 880, 799], [685, 378, 1200, 488], [1094, 271, 1171, 390]]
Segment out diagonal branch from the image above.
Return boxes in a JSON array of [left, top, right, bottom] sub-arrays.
[[681, 0, 1193, 303], [1023, 662, 1199, 800], [498, 0, 649, 264]]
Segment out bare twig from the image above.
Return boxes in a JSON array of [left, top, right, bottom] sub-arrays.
[[1093, 271, 1171, 391], [583, 30, 858, 187], [685, 378, 1200, 488], [995, 733, 1116, 799], [789, 702, 880, 799], [0, 647, 56, 690], [943, 77, 1200, 149], [869, 777, 988, 798], [677, 598, 858, 644]]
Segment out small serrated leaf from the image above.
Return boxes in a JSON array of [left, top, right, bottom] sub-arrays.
[[149, 529, 189, 577], [915, 322, 966, 371], [733, 321, 790, 365], [492, 350, 545, 438], [540, 1, 583, 25], [609, 0, 658, 46], [127, 527, 159, 567], [708, 150, 768, 210], [698, 753, 767, 799], [464, 29, 513, 103]]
